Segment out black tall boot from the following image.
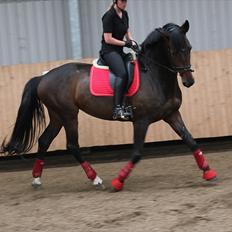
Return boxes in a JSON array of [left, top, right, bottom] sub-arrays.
[[113, 77, 128, 120]]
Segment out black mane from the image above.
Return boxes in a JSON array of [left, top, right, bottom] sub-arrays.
[[162, 23, 180, 32], [141, 23, 184, 52]]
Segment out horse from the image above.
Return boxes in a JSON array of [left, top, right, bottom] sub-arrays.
[[1, 20, 217, 191]]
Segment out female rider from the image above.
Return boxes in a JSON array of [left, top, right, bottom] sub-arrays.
[[100, 0, 135, 120]]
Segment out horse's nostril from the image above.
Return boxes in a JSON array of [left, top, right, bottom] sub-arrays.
[[183, 79, 194, 88]]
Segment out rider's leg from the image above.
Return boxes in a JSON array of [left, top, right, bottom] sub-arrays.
[[102, 51, 128, 120]]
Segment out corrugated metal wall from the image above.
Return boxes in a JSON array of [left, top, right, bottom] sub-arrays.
[[0, 0, 72, 65], [79, 0, 232, 58], [1, 0, 232, 64]]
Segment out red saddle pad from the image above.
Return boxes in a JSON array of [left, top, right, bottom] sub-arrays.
[[90, 60, 140, 96]]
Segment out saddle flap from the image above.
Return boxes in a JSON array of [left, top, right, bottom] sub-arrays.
[[90, 60, 140, 97]]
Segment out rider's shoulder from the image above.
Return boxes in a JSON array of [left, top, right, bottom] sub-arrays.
[[102, 7, 116, 20]]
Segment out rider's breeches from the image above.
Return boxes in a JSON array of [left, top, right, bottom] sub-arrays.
[[102, 51, 127, 106]]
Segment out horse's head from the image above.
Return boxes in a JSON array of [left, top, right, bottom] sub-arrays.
[[141, 20, 194, 88], [161, 20, 194, 87]]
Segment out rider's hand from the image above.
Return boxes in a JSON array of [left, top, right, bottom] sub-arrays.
[[124, 40, 133, 48], [131, 43, 140, 52]]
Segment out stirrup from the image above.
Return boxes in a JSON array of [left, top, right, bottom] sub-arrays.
[[123, 105, 134, 119], [113, 106, 129, 120]]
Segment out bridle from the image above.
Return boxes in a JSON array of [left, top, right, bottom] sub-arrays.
[[131, 40, 194, 74]]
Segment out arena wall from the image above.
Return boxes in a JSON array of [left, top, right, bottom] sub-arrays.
[[0, 49, 232, 155]]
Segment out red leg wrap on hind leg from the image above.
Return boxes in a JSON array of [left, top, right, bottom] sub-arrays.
[[81, 161, 97, 181], [118, 161, 134, 182], [32, 159, 45, 178], [193, 149, 209, 170]]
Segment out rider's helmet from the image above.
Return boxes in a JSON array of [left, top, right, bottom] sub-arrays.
[[113, 0, 127, 4]]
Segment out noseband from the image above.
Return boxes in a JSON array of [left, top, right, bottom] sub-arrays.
[[171, 65, 194, 73]]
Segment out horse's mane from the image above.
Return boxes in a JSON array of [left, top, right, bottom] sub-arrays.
[[162, 23, 180, 32], [141, 23, 183, 52]]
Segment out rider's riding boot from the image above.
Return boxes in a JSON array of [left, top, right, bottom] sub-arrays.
[[113, 77, 129, 120]]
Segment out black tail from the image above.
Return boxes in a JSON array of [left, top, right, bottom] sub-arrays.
[[1, 76, 46, 155]]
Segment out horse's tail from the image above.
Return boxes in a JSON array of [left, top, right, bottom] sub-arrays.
[[1, 76, 46, 155]]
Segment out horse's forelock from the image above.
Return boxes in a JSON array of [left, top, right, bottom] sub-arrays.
[[162, 23, 180, 33], [163, 23, 188, 50]]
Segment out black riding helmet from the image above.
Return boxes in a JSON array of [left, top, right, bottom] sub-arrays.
[[113, 0, 128, 3]]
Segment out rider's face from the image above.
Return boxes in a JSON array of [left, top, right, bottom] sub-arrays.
[[117, 0, 127, 10]]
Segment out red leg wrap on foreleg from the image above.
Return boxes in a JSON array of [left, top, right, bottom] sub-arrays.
[[193, 149, 209, 171], [118, 161, 134, 182], [32, 159, 45, 178], [81, 161, 97, 181]]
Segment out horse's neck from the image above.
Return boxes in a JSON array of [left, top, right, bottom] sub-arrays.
[[139, 49, 180, 98]]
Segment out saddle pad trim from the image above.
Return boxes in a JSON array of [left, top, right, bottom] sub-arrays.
[[92, 59, 109, 70]]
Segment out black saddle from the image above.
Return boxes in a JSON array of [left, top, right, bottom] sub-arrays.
[[97, 53, 135, 91]]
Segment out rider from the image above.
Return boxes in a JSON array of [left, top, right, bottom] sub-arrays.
[[100, 0, 136, 120]]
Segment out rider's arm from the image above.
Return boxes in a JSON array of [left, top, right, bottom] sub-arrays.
[[104, 33, 126, 46], [102, 10, 126, 47], [125, 30, 133, 41]]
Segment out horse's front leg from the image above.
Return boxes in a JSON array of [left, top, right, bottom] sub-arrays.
[[164, 111, 217, 181], [111, 119, 150, 191]]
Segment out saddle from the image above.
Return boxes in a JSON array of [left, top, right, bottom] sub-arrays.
[[89, 54, 140, 97]]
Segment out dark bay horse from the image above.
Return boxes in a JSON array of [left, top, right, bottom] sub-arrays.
[[1, 20, 216, 190]]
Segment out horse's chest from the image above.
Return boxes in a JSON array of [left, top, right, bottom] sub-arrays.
[[161, 97, 182, 114]]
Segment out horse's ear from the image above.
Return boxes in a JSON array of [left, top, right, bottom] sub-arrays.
[[180, 20, 189, 33]]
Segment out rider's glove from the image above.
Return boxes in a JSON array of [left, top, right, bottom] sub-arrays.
[[124, 40, 133, 48]]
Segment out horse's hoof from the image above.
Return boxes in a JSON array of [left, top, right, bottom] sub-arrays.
[[95, 183, 106, 190], [93, 176, 105, 190], [111, 178, 124, 191], [203, 169, 217, 181], [32, 177, 42, 188]]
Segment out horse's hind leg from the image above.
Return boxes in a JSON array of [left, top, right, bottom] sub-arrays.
[[112, 119, 150, 191], [164, 111, 217, 181], [32, 109, 62, 187], [63, 112, 104, 188]]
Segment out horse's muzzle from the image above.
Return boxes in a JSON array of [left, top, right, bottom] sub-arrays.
[[180, 71, 195, 88]]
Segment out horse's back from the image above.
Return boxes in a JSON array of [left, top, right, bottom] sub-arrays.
[[37, 62, 91, 109]]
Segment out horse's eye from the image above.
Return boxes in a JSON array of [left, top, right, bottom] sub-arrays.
[[169, 49, 177, 56], [181, 48, 186, 53]]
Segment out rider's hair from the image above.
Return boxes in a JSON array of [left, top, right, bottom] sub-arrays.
[[108, 0, 117, 10]]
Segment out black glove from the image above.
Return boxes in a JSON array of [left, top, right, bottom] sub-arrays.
[[124, 40, 133, 48], [131, 43, 140, 52]]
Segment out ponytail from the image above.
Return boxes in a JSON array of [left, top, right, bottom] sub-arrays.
[[107, 3, 115, 10], [107, 0, 117, 10]]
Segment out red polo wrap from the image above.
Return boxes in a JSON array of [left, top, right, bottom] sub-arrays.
[[118, 161, 134, 182], [32, 159, 45, 178], [81, 161, 97, 180], [193, 149, 209, 170]]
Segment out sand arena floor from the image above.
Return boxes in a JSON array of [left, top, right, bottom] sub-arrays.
[[0, 150, 232, 232]]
